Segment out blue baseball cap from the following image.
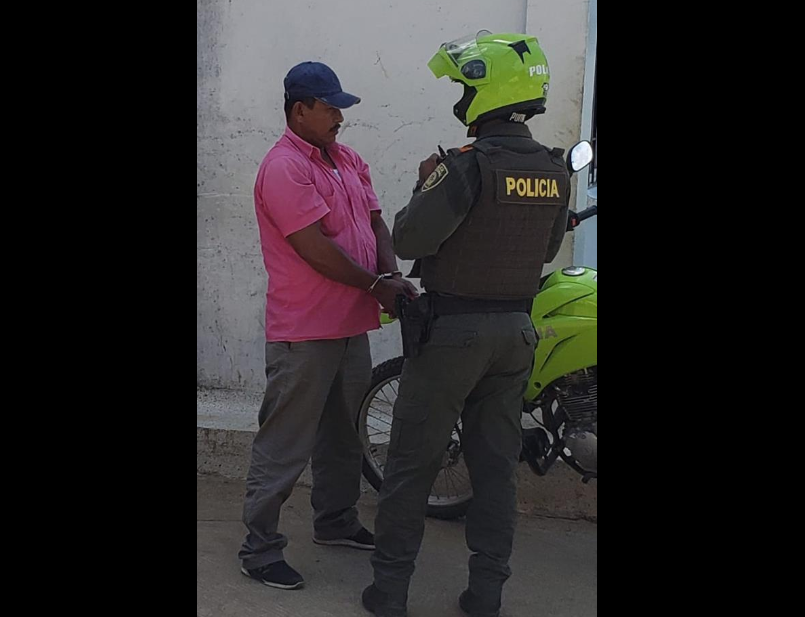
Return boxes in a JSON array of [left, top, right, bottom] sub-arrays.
[[283, 62, 361, 109]]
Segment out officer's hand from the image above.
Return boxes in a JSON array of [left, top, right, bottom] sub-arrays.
[[371, 277, 419, 318], [418, 154, 441, 184], [397, 276, 419, 299]]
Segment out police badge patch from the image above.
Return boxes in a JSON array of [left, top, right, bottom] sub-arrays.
[[421, 163, 449, 192]]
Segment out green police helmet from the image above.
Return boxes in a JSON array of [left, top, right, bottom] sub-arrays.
[[428, 31, 551, 127]]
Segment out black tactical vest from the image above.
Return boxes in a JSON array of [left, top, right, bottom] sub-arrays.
[[421, 138, 570, 299]]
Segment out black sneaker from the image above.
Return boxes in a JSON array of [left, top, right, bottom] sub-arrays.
[[459, 589, 501, 617], [362, 584, 408, 617], [240, 560, 305, 590], [314, 527, 375, 550]]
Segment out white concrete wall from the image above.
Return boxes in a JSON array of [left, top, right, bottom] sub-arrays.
[[198, 0, 591, 390], [571, 0, 598, 269]]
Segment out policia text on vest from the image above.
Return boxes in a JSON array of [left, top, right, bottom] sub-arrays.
[[496, 170, 566, 205]]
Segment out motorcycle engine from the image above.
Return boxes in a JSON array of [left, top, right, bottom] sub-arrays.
[[554, 368, 597, 472]]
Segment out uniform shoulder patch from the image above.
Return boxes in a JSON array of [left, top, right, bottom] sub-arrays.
[[421, 163, 449, 192], [448, 144, 474, 157]]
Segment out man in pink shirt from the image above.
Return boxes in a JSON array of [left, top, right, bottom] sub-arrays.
[[239, 61, 416, 590]]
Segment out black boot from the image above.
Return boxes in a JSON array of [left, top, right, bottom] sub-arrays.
[[459, 589, 501, 617], [362, 584, 408, 617]]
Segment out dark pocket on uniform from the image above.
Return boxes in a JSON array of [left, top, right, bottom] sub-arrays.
[[389, 365, 432, 454], [388, 329, 475, 455], [389, 424, 424, 458], [522, 327, 538, 347]]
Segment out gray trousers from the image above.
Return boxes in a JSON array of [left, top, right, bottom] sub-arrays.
[[371, 313, 536, 611], [239, 334, 371, 569]]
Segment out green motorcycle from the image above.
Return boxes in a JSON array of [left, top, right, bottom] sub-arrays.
[[358, 141, 597, 519]]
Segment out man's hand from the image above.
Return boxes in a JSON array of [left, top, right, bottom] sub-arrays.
[[371, 276, 419, 317]]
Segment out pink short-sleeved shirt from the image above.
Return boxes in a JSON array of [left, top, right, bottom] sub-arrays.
[[254, 127, 381, 341]]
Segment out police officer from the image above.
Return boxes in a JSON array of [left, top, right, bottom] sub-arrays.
[[362, 32, 573, 617]]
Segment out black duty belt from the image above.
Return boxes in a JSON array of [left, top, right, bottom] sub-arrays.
[[430, 294, 532, 316]]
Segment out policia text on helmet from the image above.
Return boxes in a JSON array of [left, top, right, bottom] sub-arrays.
[[428, 30, 551, 135]]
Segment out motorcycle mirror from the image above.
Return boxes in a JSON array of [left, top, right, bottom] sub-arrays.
[[587, 183, 597, 201], [567, 141, 593, 173]]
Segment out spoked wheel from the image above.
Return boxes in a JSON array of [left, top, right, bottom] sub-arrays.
[[357, 357, 473, 520]]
